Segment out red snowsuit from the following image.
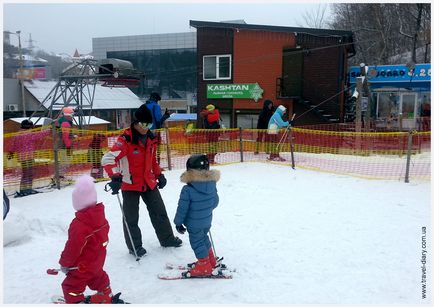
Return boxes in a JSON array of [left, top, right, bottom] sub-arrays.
[[101, 128, 162, 192], [59, 203, 110, 303]]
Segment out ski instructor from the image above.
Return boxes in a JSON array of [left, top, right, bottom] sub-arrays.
[[102, 105, 182, 258]]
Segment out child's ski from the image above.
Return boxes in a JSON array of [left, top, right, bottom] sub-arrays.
[[51, 296, 66, 304], [158, 269, 233, 280], [165, 259, 235, 272], [50, 293, 129, 304]]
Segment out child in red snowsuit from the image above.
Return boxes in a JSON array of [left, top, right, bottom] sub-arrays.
[[59, 175, 117, 304]]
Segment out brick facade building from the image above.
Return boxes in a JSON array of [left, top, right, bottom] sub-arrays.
[[190, 20, 355, 128]]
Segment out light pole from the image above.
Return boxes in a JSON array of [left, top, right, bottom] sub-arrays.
[[5, 30, 26, 116]]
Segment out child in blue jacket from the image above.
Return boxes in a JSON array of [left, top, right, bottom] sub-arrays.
[[174, 154, 220, 276]]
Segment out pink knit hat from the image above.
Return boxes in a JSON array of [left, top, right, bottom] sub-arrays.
[[72, 175, 97, 211]]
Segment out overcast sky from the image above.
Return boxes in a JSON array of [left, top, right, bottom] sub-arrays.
[[3, 2, 332, 56]]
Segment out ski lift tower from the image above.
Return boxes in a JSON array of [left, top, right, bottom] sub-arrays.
[[29, 58, 143, 128]]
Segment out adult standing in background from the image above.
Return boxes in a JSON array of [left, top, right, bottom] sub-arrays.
[[102, 104, 182, 258], [200, 104, 221, 164], [145, 92, 170, 130], [256, 99, 274, 154], [55, 106, 77, 180], [7, 119, 51, 197], [267, 105, 291, 161], [145, 92, 170, 164]]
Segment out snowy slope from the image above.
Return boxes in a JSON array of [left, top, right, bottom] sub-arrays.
[[2, 163, 431, 304]]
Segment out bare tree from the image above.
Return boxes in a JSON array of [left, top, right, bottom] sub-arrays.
[[297, 3, 330, 29], [329, 3, 431, 65]]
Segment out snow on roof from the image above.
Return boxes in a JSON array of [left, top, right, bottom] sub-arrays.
[[167, 113, 197, 121], [24, 80, 142, 110], [12, 54, 48, 63], [7, 116, 111, 125]]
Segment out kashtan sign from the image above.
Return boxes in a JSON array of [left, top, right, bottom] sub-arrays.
[[207, 83, 264, 102]]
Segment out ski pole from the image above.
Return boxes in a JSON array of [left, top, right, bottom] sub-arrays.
[[276, 113, 296, 152], [117, 194, 140, 262], [104, 183, 140, 262], [47, 263, 86, 275], [209, 229, 217, 259]]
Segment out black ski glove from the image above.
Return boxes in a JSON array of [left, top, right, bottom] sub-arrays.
[[108, 175, 122, 195], [157, 174, 167, 189], [176, 224, 186, 235]]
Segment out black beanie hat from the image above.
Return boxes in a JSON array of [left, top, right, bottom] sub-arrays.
[[150, 92, 161, 101], [21, 119, 34, 129], [134, 104, 153, 123]]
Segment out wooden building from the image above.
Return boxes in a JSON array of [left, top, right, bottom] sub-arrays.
[[190, 20, 356, 128]]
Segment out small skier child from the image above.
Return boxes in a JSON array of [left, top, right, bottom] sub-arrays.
[[174, 154, 220, 277], [59, 175, 124, 303]]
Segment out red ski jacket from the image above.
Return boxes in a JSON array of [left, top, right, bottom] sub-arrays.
[[59, 203, 109, 274], [101, 128, 162, 192]]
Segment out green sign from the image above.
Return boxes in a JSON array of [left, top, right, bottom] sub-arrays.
[[207, 83, 264, 102]]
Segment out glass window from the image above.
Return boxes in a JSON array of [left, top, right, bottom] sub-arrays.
[[377, 92, 399, 119], [218, 56, 230, 79], [203, 55, 231, 80], [401, 94, 416, 119], [204, 57, 217, 79]]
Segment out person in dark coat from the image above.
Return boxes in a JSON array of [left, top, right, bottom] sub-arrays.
[[256, 99, 274, 154], [88, 133, 106, 179], [174, 154, 220, 277]]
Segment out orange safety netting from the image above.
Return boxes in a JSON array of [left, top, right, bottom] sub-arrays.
[[3, 126, 431, 193]]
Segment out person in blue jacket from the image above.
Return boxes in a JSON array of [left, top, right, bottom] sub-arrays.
[[145, 92, 170, 130], [174, 154, 220, 277], [145, 92, 170, 163], [267, 105, 291, 161]]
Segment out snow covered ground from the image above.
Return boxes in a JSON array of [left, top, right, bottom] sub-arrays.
[[2, 162, 431, 304]]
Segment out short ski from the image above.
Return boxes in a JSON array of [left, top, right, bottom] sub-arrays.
[[51, 293, 129, 304], [51, 296, 66, 304], [158, 269, 232, 280], [165, 258, 235, 272]]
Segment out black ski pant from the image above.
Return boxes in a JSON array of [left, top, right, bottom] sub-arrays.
[[121, 188, 175, 251]]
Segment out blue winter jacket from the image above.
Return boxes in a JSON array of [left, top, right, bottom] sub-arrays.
[[268, 107, 289, 130], [174, 169, 220, 229], [145, 99, 162, 130]]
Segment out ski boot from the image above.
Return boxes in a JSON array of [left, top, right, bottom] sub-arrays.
[[161, 236, 182, 248], [208, 248, 217, 268], [186, 257, 213, 277], [85, 286, 113, 304]]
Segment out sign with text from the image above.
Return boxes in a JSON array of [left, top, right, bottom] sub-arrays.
[[207, 83, 264, 102], [348, 64, 431, 84]]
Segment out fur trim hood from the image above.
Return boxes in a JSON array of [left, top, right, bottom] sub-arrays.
[[180, 169, 221, 184]]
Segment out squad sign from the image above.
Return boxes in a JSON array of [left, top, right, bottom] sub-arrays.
[[207, 83, 264, 102], [348, 64, 431, 83]]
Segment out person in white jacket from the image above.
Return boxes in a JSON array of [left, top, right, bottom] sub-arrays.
[[267, 105, 290, 161]]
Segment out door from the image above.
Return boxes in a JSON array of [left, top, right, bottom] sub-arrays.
[[401, 93, 417, 129]]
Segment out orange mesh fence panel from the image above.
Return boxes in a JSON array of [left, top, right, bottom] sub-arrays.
[[3, 126, 430, 193], [157, 128, 242, 169], [4, 126, 55, 191]]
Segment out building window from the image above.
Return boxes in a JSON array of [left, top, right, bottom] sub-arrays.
[[203, 55, 231, 80]]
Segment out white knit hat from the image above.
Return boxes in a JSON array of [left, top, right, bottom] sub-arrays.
[[277, 105, 286, 113], [72, 175, 97, 211]]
